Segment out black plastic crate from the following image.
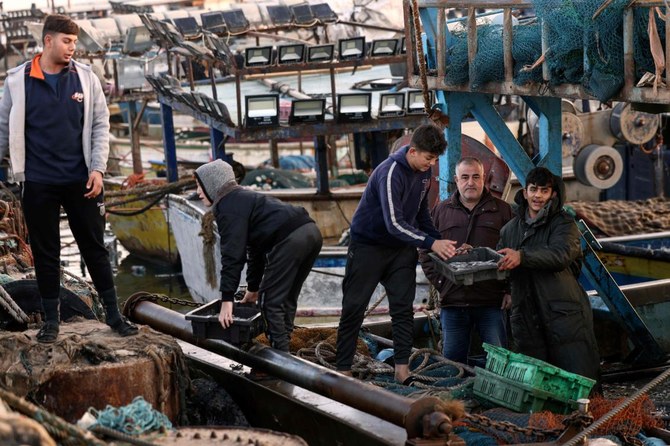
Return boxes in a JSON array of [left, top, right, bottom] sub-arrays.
[[185, 299, 265, 345], [428, 247, 508, 285]]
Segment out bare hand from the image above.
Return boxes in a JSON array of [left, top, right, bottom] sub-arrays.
[[497, 248, 521, 271], [240, 290, 258, 304], [501, 293, 512, 310], [455, 243, 473, 255], [431, 239, 457, 260], [85, 171, 103, 199], [218, 301, 234, 328]]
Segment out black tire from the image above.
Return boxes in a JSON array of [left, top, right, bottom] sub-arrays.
[[0, 279, 96, 331]]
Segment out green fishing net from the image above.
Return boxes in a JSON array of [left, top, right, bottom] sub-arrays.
[[439, 1, 666, 102]]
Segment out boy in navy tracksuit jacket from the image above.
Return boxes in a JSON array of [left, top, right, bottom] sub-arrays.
[[336, 124, 457, 383]]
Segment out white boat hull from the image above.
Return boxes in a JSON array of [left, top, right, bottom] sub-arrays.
[[165, 194, 432, 313]]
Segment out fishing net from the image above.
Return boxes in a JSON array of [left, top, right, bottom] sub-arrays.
[[566, 197, 670, 237], [440, 1, 667, 102], [0, 320, 190, 425]]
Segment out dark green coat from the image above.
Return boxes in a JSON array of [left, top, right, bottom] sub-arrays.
[[498, 178, 600, 380]]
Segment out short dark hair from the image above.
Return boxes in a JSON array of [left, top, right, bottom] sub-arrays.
[[456, 156, 483, 172], [410, 124, 447, 156], [525, 166, 556, 189], [42, 14, 79, 42]]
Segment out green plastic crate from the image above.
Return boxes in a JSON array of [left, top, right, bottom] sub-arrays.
[[473, 367, 578, 414], [483, 343, 595, 402]]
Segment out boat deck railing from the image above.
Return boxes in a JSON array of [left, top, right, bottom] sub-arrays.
[[404, 0, 670, 104]]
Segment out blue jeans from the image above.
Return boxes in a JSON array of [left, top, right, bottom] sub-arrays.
[[440, 306, 507, 365]]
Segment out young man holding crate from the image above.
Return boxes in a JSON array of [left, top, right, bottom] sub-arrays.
[[335, 124, 457, 385], [497, 167, 600, 380], [419, 157, 513, 365]]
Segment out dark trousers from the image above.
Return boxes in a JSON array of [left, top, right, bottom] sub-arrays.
[[22, 181, 114, 301], [259, 222, 322, 351], [336, 242, 418, 370]]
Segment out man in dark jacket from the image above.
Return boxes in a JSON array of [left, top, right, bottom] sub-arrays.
[[194, 159, 323, 352], [497, 167, 600, 380], [336, 124, 457, 384], [420, 157, 512, 364]]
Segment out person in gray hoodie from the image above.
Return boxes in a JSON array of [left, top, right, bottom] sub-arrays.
[[0, 15, 136, 343], [194, 159, 323, 352]]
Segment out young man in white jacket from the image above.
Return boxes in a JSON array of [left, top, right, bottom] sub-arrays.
[[0, 14, 137, 343]]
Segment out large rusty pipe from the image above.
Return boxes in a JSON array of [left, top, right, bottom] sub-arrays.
[[126, 298, 448, 439]]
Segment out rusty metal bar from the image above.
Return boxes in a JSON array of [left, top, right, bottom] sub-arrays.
[[406, 72, 670, 103], [437, 8, 446, 80], [503, 8, 513, 82], [235, 74, 242, 128], [126, 298, 452, 439], [540, 19, 549, 82], [235, 54, 406, 77], [330, 66, 337, 119], [467, 7, 477, 87], [418, 0, 667, 7], [335, 20, 403, 33], [404, 0, 417, 78], [623, 8, 635, 94], [666, 5, 669, 90]]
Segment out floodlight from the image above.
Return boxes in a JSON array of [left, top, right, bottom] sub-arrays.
[[138, 14, 160, 38], [205, 32, 227, 56], [190, 92, 211, 113], [290, 4, 314, 24], [311, 3, 338, 22], [201, 11, 226, 34], [338, 37, 365, 60], [173, 17, 199, 37], [222, 9, 250, 33], [370, 39, 398, 57], [267, 5, 293, 25], [123, 26, 153, 54], [245, 95, 279, 127], [289, 99, 326, 124], [244, 46, 273, 67], [378, 93, 405, 118], [77, 24, 105, 53], [278, 44, 305, 64], [337, 93, 371, 123], [399, 36, 407, 54], [307, 44, 334, 63], [407, 90, 432, 114]]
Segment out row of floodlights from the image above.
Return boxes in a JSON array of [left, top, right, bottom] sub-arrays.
[[244, 37, 407, 67], [246, 91, 432, 127], [159, 3, 338, 38]]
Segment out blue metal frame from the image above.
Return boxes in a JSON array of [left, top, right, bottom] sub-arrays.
[[418, 5, 665, 361], [578, 220, 665, 363]]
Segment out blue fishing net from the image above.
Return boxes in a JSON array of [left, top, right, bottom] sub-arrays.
[[440, 1, 666, 102], [513, 24, 543, 85]]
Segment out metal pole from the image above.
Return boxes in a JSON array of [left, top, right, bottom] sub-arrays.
[[125, 298, 453, 440]]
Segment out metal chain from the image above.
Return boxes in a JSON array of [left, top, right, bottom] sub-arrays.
[[465, 410, 594, 442], [124, 292, 201, 319], [464, 413, 563, 439], [141, 293, 201, 308]]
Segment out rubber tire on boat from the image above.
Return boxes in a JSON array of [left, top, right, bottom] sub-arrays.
[[0, 279, 96, 331]]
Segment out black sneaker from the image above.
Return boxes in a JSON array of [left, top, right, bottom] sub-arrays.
[[37, 321, 59, 344], [109, 317, 139, 337]]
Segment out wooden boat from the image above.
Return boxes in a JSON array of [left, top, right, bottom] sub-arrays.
[[104, 176, 181, 266], [595, 232, 670, 285]]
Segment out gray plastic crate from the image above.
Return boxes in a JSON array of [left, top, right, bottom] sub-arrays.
[[428, 247, 508, 285], [185, 299, 265, 345]]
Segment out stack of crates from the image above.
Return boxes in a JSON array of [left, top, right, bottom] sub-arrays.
[[472, 343, 596, 414]]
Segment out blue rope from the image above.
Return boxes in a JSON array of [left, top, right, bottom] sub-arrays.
[[89, 396, 173, 436]]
